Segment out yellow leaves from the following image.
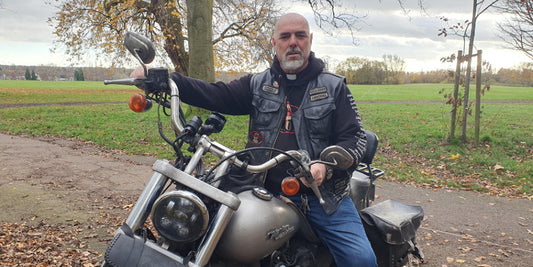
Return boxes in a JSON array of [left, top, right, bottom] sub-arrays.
[[171, 9, 181, 18], [450, 153, 460, 160]]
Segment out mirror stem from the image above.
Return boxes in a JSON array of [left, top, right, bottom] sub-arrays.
[[133, 48, 149, 77]]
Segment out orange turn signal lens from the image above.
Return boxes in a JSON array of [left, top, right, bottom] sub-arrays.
[[281, 177, 300, 196], [129, 94, 151, 113]]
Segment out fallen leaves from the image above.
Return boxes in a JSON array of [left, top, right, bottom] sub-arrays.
[[493, 164, 504, 174], [450, 153, 461, 160], [0, 221, 100, 266], [377, 146, 530, 199], [474, 256, 486, 262]]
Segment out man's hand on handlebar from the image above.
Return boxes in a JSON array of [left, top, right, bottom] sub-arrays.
[[301, 163, 326, 187], [130, 66, 147, 90]]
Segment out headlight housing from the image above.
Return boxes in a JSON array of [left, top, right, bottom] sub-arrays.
[[151, 190, 209, 242]]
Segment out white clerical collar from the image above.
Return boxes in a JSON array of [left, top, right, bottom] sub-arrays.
[[286, 74, 297, 80]]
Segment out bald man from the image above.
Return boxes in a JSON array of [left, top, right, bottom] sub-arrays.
[[166, 12, 377, 266]]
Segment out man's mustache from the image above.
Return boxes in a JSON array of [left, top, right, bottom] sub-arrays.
[[285, 48, 303, 58]]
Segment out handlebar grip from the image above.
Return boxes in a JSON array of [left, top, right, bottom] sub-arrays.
[[104, 78, 146, 87]]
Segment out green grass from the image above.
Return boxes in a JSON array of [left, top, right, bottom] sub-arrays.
[[0, 80, 136, 104], [0, 103, 249, 160], [358, 102, 532, 195], [349, 84, 533, 101], [0, 80, 131, 90], [0, 81, 531, 197]]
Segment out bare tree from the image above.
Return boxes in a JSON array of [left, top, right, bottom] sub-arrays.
[[438, 0, 499, 142], [47, 0, 432, 82], [497, 0, 533, 60]]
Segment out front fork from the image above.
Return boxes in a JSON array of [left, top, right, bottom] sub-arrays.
[[125, 171, 168, 232], [101, 171, 167, 267], [104, 160, 241, 267]]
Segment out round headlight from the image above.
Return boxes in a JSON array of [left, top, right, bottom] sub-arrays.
[[151, 190, 209, 242]]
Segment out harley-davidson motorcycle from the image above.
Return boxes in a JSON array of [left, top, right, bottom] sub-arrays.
[[101, 32, 425, 267]]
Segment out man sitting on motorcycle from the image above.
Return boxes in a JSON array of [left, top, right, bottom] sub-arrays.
[[137, 12, 377, 267]]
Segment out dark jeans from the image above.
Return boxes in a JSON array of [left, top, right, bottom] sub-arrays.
[[289, 194, 377, 267]]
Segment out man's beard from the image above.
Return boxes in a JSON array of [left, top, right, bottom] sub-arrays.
[[281, 48, 305, 72]]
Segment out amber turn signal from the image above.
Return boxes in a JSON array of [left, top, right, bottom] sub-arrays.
[[129, 93, 152, 113], [281, 177, 300, 196]]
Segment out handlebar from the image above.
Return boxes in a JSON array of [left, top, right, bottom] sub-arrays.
[[104, 78, 146, 87], [104, 75, 183, 134], [169, 79, 184, 134], [227, 148, 325, 204], [104, 71, 326, 205]]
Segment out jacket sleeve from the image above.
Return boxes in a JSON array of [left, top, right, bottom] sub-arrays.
[[170, 72, 253, 115], [333, 82, 367, 168]]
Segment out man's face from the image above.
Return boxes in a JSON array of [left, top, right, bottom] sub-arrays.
[[272, 14, 313, 74]]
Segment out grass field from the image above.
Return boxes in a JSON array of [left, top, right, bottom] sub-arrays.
[[0, 80, 135, 104], [0, 80, 531, 197]]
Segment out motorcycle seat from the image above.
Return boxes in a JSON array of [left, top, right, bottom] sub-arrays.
[[361, 130, 378, 165]]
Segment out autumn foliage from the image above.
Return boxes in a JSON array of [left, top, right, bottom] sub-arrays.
[[48, 0, 276, 75]]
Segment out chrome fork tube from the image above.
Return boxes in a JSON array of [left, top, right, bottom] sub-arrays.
[[125, 172, 168, 231], [184, 145, 205, 174], [195, 203, 236, 266]]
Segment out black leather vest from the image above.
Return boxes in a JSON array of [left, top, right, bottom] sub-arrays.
[[246, 70, 350, 214]]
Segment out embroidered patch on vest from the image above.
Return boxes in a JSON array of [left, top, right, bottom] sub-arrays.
[[310, 87, 327, 95], [309, 87, 328, 101], [249, 131, 264, 146], [310, 92, 328, 101], [262, 85, 279, 94]]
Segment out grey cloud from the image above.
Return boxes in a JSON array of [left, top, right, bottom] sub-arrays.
[[0, 0, 56, 43]]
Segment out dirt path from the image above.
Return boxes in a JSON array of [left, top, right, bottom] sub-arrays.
[[0, 133, 155, 265], [0, 133, 531, 266]]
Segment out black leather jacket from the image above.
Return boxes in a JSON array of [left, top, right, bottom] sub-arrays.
[[247, 69, 359, 214], [172, 53, 367, 214]]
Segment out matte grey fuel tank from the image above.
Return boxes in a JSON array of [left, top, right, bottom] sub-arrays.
[[215, 188, 301, 263]]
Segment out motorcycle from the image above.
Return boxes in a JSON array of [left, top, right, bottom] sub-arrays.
[[102, 32, 424, 267]]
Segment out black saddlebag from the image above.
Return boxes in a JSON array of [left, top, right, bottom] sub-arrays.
[[360, 199, 424, 267], [105, 224, 186, 267]]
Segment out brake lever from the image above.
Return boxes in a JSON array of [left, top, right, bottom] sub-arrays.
[[301, 165, 325, 205], [296, 151, 326, 205]]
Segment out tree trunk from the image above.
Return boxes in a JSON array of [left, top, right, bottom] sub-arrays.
[[186, 0, 215, 82], [152, 0, 189, 75], [461, 0, 478, 143], [475, 50, 482, 146], [450, 50, 462, 140]]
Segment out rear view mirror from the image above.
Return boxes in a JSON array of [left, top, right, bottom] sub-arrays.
[[124, 32, 155, 64], [319, 146, 354, 170]]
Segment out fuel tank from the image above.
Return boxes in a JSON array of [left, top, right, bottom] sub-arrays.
[[215, 188, 300, 263]]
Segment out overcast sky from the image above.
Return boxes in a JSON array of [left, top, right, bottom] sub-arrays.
[[0, 0, 531, 72]]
